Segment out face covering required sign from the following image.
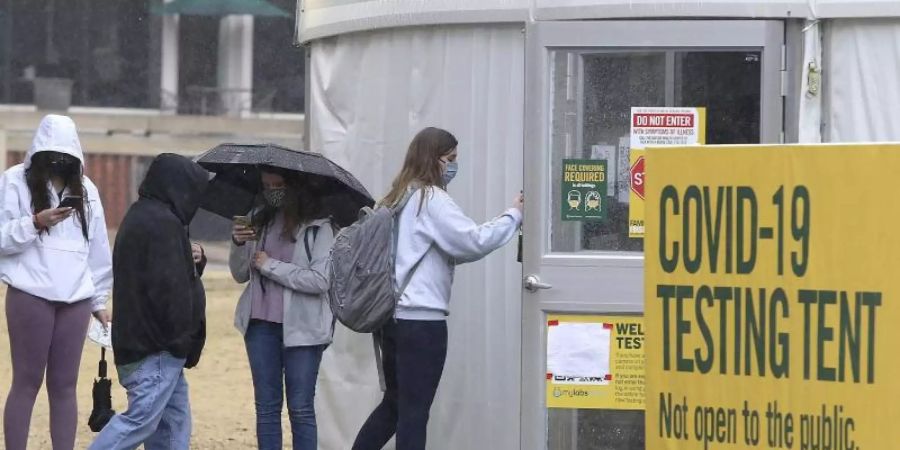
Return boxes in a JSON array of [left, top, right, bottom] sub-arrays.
[[561, 159, 607, 222]]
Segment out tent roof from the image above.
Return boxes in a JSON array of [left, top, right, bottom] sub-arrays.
[[299, 0, 900, 43]]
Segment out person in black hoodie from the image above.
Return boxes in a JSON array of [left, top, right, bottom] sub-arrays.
[[89, 153, 209, 450]]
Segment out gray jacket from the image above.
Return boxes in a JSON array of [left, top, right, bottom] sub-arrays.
[[230, 218, 335, 347]]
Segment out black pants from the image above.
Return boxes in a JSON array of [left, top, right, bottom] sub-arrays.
[[352, 319, 448, 450]]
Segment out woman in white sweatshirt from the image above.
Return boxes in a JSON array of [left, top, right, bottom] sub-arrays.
[[0, 115, 112, 450], [352, 127, 523, 450]]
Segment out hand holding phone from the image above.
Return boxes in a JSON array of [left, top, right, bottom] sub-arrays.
[[34, 207, 73, 229], [232, 215, 257, 244], [59, 195, 82, 209]]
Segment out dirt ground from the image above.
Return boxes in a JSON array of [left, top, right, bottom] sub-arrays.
[[0, 242, 293, 449]]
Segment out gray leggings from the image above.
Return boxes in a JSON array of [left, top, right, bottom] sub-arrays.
[[3, 286, 92, 450]]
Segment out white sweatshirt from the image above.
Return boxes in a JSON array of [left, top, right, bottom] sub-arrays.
[[0, 115, 112, 311], [394, 188, 522, 320]]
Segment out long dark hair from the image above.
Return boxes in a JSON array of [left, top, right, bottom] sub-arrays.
[[26, 152, 89, 240], [251, 166, 323, 243], [381, 127, 458, 210]]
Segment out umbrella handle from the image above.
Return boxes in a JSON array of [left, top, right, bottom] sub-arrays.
[[99, 348, 108, 379]]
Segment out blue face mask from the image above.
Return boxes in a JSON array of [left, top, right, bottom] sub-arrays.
[[442, 161, 458, 186]]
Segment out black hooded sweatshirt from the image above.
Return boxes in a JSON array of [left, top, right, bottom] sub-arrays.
[[111, 153, 209, 368]]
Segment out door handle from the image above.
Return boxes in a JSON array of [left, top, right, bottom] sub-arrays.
[[524, 275, 552, 292]]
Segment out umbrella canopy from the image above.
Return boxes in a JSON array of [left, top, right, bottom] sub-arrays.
[[196, 143, 375, 228], [153, 0, 291, 18]]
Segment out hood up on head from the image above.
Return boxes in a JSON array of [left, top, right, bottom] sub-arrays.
[[139, 154, 210, 225]]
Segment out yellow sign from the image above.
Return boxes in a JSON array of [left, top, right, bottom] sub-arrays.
[[645, 144, 900, 450], [546, 314, 645, 410], [629, 107, 706, 239]]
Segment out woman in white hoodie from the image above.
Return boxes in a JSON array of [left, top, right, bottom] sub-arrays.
[[0, 115, 112, 450], [352, 127, 523, 450]]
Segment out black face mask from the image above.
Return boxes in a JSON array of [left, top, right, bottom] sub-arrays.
[[46, 154, 79, 178]]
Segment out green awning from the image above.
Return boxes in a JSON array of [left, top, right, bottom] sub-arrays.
[[153, 0, 291, 18]]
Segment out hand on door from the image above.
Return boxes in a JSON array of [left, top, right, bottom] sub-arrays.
[[513, 191, 524, 214]]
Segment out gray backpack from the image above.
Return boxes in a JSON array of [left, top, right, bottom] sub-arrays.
[[328, 190, 421, 333]]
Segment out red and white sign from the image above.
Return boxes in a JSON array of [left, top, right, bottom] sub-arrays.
[[630, 156, 645, 200], [630, 107, 705, 149]]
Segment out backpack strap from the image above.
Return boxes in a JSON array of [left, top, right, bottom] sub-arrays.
[[391, 189, 418, 214], [391, 188, 428, 298], [373, 330, 387, 392], [398, 251, 427, 297]]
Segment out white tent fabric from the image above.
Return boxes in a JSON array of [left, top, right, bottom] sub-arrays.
[[533, 0, 809, 20], [798, 20, 823, 143], [309, 24, 526, 450], [815, 0, 900, 17], [298, 0, 900, 44], [825, 19, 900, 142], [299, 0, 528, 43]]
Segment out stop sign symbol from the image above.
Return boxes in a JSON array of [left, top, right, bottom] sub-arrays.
[[630, 156, 645, 200]]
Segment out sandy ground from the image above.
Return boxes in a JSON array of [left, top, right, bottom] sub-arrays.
[[0, 242, 294, 449]]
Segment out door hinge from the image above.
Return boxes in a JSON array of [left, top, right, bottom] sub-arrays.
[[780, 70, 788, 97], [779, 44, 788, 97], [781, 44, 787, 71]]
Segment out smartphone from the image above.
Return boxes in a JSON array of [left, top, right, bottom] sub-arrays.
[[233, 215, 251, 227], [233, 215, 258, 240], [59, 195, 82, 209]]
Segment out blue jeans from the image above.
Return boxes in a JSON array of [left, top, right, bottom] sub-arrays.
[[352, 319, 448, 450], [245, 320, 325, 450], [88, 352, 191, 450]]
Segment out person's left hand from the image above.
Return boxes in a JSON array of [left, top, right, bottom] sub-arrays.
[[93, 310, 111, 330], [253, 251, 269, 269], [191, 243, 204, 263]]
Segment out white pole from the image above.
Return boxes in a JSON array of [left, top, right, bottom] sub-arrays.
[[160, 0, 180, 113], [218, 15, 254, 117]]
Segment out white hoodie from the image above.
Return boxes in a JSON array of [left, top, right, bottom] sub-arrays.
[[0, 115, 112, 311], [394, 188, 522, 320]]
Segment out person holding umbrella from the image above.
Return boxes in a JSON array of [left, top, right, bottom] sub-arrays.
[[0, 115, 112, 450], [229, 165, 336, 450]]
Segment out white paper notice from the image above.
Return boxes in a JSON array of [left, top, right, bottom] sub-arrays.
[[590, 144, 617, 197], [87, 317, 112, 349], [547, 322, 611, 378]]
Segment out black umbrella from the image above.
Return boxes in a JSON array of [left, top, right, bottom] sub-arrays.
[[87, 347, 115, 432], [195, 143, 375, 227]]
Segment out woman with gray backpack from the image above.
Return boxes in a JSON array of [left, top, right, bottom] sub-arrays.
[[230, 166, 335, 450], [351, 127, 524, 450]]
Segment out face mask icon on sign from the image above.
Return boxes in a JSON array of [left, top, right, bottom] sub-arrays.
[[567, 191, 582, 211], [585, 191, 601, 212]]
